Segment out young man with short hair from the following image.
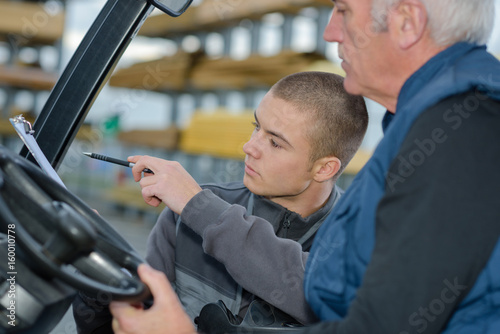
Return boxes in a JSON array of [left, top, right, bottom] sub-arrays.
[[133, 71, 368, 324], [74, 71, 368, 332]]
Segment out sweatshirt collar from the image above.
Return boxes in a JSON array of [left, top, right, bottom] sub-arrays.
[[251, 185, 342, 236]]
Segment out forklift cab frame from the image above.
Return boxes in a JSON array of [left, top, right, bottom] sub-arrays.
[[0, 0, 192, 332]]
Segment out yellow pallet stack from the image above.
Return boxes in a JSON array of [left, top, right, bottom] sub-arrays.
[[179, 110, 254, 160]]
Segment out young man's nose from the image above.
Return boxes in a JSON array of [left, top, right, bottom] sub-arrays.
[[243, 133, 262, 159]]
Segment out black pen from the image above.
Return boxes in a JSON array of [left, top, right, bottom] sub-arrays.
[[82, 152, 153, 174]]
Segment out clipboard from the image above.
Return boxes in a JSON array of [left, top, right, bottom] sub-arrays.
[[9, 115, 66, 188]]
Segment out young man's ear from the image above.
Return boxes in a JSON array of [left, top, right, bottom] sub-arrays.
[[313, 156, 341, 182]]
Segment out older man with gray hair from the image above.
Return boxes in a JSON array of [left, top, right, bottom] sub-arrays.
[[304, 0, 500, 333], [109, 1, 500, 333]]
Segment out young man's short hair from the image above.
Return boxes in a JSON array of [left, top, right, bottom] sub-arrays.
[[271, 71, 368, 177]]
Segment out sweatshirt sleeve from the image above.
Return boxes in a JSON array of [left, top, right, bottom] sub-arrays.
[[145, 207, 178, 282], [181, 190, 318, 324]]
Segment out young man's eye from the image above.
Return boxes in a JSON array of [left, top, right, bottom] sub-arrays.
[[270, 139, 281, 149], [252, 121, 260, 130]]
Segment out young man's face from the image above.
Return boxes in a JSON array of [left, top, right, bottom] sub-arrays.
[[242, 92, 318, 200]]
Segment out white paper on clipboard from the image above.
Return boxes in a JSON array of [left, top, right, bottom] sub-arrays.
[[9, 115, 66, 188]]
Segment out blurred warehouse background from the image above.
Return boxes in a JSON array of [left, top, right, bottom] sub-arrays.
[[0, 0, 499, 222]]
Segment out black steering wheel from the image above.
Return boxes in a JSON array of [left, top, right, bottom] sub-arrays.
[[0, 145, 151, 303]]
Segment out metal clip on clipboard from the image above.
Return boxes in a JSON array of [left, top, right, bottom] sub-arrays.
[[9, 115, 66, 188]]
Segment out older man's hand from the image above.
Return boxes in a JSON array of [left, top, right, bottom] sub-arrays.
[[110, 264, 196, 334]]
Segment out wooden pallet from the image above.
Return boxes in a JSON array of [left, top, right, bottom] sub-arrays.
[[0, 65, 58, 90], [139, 0, 333, 38], [179, 109, 254, 159], [189, 51, 329, 90], [109, 51, 201, 91], [0, 117, 96, 142], [117, 126, 180, 150], [0, 1, 65, 44], [109, 50, 340, 91], [196, 0, 333, 26]]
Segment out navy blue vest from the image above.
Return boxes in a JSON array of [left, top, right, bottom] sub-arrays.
[[304, 43, 500, 332]]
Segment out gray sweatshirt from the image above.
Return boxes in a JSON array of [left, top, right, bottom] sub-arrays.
[[146, 181, 342, 325]]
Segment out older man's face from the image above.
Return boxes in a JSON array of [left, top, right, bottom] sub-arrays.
[[324, 0, 395, 104]]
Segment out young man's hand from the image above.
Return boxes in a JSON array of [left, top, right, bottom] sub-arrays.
[[128, 155, 202, 214], [110, 264, 196, 334]]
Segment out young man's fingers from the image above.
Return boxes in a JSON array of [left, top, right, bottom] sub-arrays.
[[129, 156, 155, 181], [141, 187, 162, 207], [127, 155, 140, 163]]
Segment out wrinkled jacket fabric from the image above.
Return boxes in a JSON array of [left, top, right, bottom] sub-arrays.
[[304, 43, 500, 332]]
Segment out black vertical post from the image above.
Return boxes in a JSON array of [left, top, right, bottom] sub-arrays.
[[21, 0, 154, 169]]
